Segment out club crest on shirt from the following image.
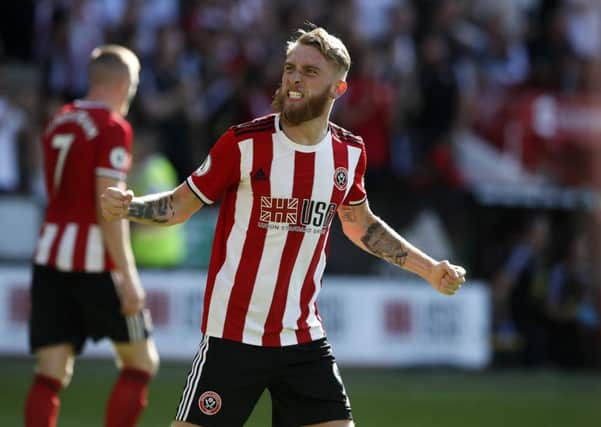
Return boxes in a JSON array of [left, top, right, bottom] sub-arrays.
[[194, 155, 212, 176], [334, 167, 348, 191], [198, 390, 222, 416]]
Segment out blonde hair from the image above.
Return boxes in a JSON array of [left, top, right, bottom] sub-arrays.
[[287, 27, 351, 78], [88, 44, 140, 87]]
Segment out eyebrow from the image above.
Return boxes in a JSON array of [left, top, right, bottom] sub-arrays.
[[284, 62, 322, 72]]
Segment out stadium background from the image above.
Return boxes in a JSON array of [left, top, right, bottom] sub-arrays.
[[0, 0, 600, 425]]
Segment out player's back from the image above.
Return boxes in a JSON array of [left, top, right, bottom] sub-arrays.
[[35, 100, 132, 272], [43, 102, 106, 222]]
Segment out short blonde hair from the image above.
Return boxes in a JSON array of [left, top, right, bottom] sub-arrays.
[[287, 27, 351, 78], [88, 44, 140, 87]]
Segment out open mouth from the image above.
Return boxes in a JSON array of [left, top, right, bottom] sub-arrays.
[[288, 90, 303, 100]]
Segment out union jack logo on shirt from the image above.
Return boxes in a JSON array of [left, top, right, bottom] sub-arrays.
[[260, 196, 298, 224]]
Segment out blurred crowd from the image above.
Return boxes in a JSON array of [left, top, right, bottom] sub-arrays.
[[1, 0, 600, 369]]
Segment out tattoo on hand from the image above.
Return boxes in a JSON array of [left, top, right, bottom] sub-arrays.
[[361, 222, 408, 266], [127, 195, 174, 223]]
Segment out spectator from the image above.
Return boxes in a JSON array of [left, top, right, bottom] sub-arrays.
[[0, 93, 27, 193], [547, 231, 599, 369], [411, 31, 463, 190], [335, 47, 395, 180], [138, 24, 204, 182], [492, 213, 551, 366], [35, 0, 106, 100]]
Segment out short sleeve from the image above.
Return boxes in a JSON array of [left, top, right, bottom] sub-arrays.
[[186, 128, 241, 204], [95, 119, 132, 181], [343, 144, 367, 206]]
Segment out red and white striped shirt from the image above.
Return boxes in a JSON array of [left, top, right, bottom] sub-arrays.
[[34, 100, 133, 272], [187, 114, 367, 346]]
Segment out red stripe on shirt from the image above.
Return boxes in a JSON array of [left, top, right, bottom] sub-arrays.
[[296, 140, 349, 343], [72, 225, 87, 270], [201, 189, 238, 333], [221, 134, 273, 342], [46, 223, 64, 269], [262, 151, 315, 346]]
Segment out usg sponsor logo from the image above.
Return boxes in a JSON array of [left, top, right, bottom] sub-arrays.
[[259, 196, 337, 229]]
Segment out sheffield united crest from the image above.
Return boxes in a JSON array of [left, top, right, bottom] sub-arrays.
[[198, 390, 222, 415], [334, 167, 348, 191]]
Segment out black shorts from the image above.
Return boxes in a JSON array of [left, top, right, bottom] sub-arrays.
[[29, 264, 152, 354], [174, 336, 352, 427]]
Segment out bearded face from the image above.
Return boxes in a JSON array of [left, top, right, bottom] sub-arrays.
[[272, 84, 332, 126]]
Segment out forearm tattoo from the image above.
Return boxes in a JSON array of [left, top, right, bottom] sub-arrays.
[[361, 222, 408, 267], [340, 206, 357, 222], [127, 194, 174, 223]]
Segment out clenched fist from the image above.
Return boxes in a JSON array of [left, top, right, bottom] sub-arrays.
[[428, 261, 466, 296], [101, 186, 134, 221]]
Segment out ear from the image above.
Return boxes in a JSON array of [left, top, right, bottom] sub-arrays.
[[332, 80, 348, 99], [116, 77, 130, 98]]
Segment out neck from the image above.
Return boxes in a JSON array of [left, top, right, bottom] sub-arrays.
[[85, 88, 121, 115], [280, 110, 332, 146]]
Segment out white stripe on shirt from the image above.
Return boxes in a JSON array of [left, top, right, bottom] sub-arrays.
[[243, 135, 295, 345], [56, 223, 77, 271], [35, 223, 58, 265], [205, 138, 254, 338], [84, 224, 104, 272]]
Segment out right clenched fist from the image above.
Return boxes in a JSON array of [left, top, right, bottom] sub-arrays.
[[101, 186, 134, 220]]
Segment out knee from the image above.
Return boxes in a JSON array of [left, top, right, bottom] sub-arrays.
[[36, 356, 74, 387], [128, 347, 160, 377], [118, 340, 160, 377], [144, 346, 160, 376]]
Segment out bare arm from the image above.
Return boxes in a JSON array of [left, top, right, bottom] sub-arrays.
[[96, 175, 143, 315], [338, 201, 465, 295], [101, 182, 204, 225]]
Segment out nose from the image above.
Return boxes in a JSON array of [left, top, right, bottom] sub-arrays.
[[289, 70, 301, 84]]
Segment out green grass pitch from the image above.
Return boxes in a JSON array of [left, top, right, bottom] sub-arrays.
[[2, 356, 599, 426]]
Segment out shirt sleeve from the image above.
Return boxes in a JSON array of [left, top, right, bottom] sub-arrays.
[[186, 128, 241, 204], [95, 119, 133, 181], [343, 143, 367, 206]]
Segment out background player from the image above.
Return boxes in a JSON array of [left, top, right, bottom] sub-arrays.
[[25, 45, 159, 427], [101, 27, 465, 427]]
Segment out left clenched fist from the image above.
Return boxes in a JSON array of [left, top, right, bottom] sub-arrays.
[[428, 260, 466, 296]]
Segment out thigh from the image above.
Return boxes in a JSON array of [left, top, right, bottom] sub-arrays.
[[174, 336, 269, 427], [73, 271, 153, 345], [29, 265, 85, 353], [269, 339, 352, 427]]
